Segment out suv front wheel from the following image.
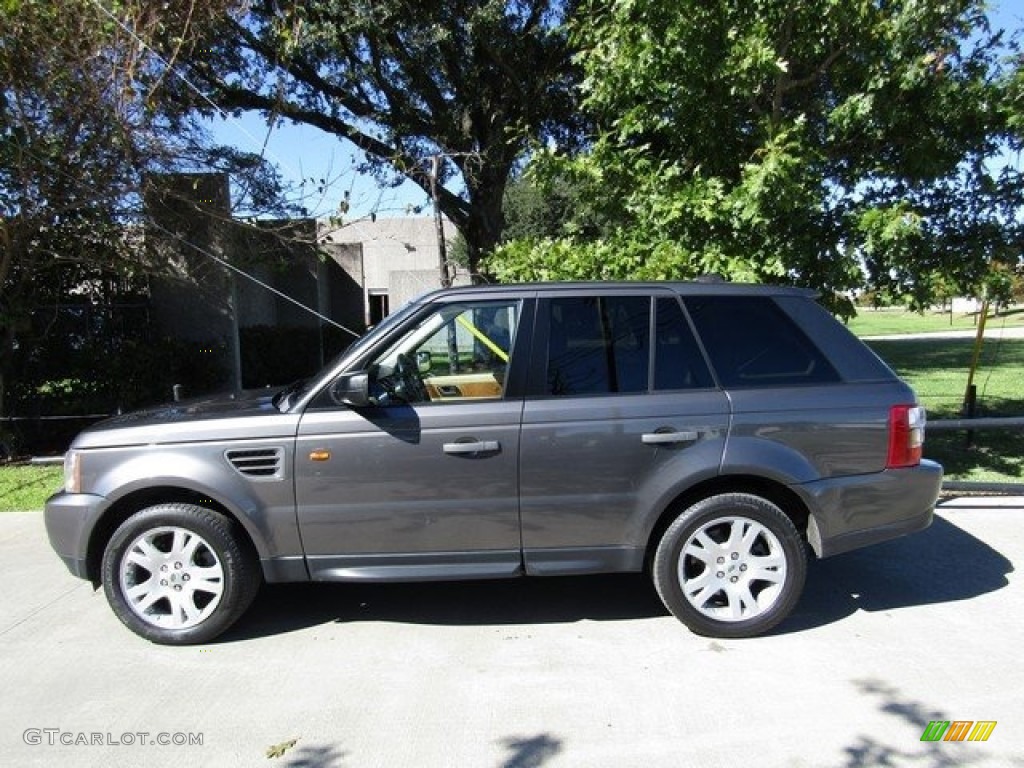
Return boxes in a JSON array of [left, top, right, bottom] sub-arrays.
[[653, 493, 807, 638], [101, 504, 261, 644]]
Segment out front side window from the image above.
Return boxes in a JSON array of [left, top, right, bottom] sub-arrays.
[[368, 300, 520, 404]]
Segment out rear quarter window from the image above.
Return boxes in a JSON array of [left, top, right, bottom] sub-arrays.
[[684, 296, 841, 388]]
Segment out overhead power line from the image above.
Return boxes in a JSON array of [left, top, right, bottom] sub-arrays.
[[146, 218, 361, 338]]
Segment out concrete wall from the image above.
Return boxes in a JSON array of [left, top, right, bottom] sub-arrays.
[[146, 173, 235, 344], [319, 242, 366, 334], [321, 217, 467, 317], [145, 173, 241, 389]]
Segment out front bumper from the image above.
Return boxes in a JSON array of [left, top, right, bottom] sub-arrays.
[[43, 491, 109, 580], [801, 459, 943, 558]]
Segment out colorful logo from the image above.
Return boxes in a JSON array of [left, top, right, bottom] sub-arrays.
[[920, 721, 997, 742]]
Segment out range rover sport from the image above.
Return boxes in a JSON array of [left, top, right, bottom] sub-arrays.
[[44, 282, 943, 644]]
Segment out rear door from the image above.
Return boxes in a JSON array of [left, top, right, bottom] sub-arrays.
[[518, 289, 731, 575]]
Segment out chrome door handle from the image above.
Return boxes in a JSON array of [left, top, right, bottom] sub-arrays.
[[443, 440, 501, 455], [641, 430, 699, 445]]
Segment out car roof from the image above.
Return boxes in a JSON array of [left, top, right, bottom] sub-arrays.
[[414, 281, 819, 303]]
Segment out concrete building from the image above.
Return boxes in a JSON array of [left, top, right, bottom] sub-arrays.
[[320, 216, 466, 326], [146, 173, 462, 389]]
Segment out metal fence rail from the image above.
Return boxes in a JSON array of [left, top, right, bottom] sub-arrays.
[[928, 416, 1024, 431]]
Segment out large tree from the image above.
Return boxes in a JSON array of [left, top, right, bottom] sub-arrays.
[[1, 0, 288, 417], [181, 0, 581, 278], [489, 0, 1023, 313]]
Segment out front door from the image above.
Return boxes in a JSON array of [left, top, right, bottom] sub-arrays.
[[295, 298, 527, 581]]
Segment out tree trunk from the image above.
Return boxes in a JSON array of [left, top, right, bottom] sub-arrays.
[[458, 166, 509, 283]]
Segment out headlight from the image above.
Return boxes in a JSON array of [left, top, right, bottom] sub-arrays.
[[64, 450, 82, 494]]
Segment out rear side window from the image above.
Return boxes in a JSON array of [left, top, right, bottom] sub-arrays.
[[542, 295, 714, 396], [546, 296, 650, 395], [655, 298, 714, 390], [684, 296, 840, 388]]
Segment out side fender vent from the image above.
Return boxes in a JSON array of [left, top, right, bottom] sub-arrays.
[[225, 447, 284, 480]]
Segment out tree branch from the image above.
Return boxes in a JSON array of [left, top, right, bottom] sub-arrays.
[[212, 83, 470, 224]]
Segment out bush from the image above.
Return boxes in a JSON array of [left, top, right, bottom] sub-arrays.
[[5, 331, 230, 455], [8, 333, 227, 417]]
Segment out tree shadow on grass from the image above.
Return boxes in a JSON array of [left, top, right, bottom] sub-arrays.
[[925, 430, 1024, 479]]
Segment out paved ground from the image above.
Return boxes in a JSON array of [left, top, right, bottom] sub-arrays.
[[2, 500, 1022, 768]]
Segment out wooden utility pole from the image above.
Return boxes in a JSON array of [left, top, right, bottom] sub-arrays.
[[962, 298, 990, 447], [963, 299, 990, 407], [429, 155, 452, 288]]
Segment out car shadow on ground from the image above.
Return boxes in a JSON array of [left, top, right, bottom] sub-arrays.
[[781, 514, 1014, 634], [224, 515, 1013, 643], [226, 572, 671, 641], [225, 572, 669, 642]]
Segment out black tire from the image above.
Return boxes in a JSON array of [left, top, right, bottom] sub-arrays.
[[652, 493, 807, 638], [101, 503, 261, 645]]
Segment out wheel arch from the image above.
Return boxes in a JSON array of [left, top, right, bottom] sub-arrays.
[[644, 474, 811, 572], [85, 487, 258, 586]]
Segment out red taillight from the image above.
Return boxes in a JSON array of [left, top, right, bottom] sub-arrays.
[[887, 404, 925, 468]]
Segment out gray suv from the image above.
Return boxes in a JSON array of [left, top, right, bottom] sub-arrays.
[[45, 282, 942, 644]]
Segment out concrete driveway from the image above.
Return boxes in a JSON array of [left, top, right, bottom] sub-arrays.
[[1, 499, 1022, 768]]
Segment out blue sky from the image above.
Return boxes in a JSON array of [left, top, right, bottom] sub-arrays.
[[208, 113, 430, 221]]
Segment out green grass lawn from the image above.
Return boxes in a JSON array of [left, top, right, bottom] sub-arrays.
[[847, 306, 1024, 336], [865, 337, 1024, 484], [865, 337, 1024, 418], [0, 464, 63, 512], [922, 430, 1024, 484]]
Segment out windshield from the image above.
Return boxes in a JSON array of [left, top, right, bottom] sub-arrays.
[[328, 297, 423, 368], [274, 296, 426, 412], [272, 378, 307, 411]]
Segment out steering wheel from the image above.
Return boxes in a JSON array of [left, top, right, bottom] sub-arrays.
[[390, 353, 430, 403]]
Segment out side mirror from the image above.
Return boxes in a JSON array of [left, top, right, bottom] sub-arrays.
[[416, 350, 432, 374], [330, 372, 370, 407]]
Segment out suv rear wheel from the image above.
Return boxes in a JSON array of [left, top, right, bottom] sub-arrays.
[[653, 493, 806, 638], [101, 504, 261, 645]]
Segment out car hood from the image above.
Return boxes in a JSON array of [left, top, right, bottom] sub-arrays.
[[72, 390, 301, 449]]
